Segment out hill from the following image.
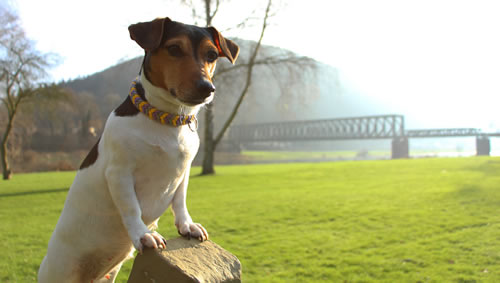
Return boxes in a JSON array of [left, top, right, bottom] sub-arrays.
[[56, 39, 393, 154], [60, 39, 390, 128]]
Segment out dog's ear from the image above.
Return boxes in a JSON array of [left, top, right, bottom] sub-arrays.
[[208, 27, 240, 64], [129, 18, 171, 51]]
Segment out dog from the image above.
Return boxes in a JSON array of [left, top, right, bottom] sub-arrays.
[[38, 17, 239, 283]]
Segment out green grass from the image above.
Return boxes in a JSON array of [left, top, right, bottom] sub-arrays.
[[241, 150, 390, 161], [1, 157, 500, 282]]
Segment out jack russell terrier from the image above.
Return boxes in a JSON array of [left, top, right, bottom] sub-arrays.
[[38, 17, 239, 283]]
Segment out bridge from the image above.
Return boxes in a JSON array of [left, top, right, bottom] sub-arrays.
[[226, 114, 499, 158], [228, 115, 405, 141], [406, 128, 483, 138]]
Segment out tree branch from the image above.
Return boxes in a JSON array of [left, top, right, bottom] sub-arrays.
[[214, 0, 273, 146], [180, 0, 200, 25], [219, 11, 259, 33], [214, 55, 315, 78], [204, 0, 220, 26], [210, 0, 220, 22]]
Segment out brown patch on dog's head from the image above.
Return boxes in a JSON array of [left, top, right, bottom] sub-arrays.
[[128, 17, 240, 106], [208, 27, 240, 64]]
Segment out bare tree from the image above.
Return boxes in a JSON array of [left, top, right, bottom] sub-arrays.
[[0, 7, 60, 180], [180, 0, 317, 175]]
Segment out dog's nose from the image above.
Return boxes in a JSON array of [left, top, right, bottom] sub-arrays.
[[196, 79, 215, 96]]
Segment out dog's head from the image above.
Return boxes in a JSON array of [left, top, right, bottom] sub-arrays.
[[129, 17, 239, 106]]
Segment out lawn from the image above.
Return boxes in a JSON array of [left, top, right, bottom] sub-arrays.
[[241, 150, 390, 161], [1, 157, 499, 282]]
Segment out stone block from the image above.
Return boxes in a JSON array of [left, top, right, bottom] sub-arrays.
[[128, 237, 241, 283]]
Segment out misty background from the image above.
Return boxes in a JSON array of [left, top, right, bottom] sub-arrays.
[[2, 0, 500, 172], [13, 0, 500, 129]]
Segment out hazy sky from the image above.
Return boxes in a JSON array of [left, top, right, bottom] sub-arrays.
[[7, 0, 500, 131]]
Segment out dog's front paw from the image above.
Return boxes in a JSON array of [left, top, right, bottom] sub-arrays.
[[177, 222, 209, 241], [133, 231, 167, 254]]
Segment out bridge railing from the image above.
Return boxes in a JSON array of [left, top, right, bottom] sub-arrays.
[[406, 128, 484, 138]]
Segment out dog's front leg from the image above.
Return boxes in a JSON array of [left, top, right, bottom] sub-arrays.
[[105, 165, 167, 253], [172, 166, 209, 241]]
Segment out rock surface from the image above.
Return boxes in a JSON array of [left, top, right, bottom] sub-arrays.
[[128, 237, 241, 283]]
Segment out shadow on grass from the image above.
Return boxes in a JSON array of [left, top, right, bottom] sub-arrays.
[[0, 188, 69, 198], [464, 158, 500, 177], [447, 184, 500, 209]]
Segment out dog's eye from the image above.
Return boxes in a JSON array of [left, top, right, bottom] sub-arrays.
[[167, 45, 183, 57], [207, 51, 218, 63]]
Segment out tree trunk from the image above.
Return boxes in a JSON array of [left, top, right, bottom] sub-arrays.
[[201, 103, 216, 175], [200, 0, 216, 175], [1, 114, 14, 180]]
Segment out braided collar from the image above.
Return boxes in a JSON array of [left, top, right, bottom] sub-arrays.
[[129, 77, 197, 128]]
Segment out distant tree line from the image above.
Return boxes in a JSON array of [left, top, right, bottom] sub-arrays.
[[0, 6, 68, 179]]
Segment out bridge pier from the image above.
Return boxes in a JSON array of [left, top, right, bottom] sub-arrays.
[[476, 136, 490, 156], [392, 137, 409, 159]]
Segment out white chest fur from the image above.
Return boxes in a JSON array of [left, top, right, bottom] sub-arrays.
[[102, 112, 199, 223]]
